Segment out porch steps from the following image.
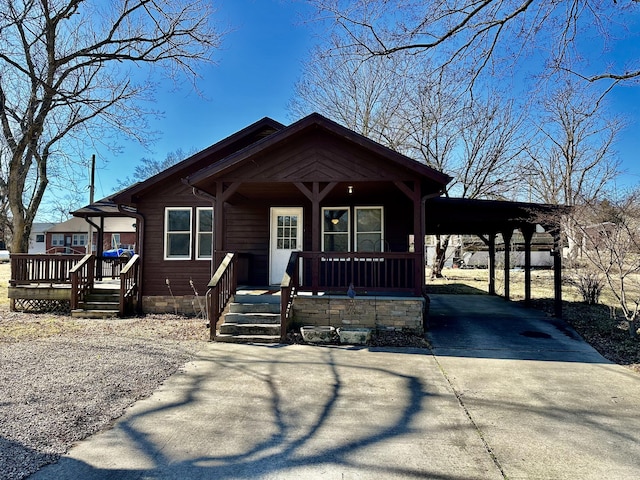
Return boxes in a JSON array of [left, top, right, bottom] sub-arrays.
[[215, 294, 281, 344], [71, 289, 120, 319]]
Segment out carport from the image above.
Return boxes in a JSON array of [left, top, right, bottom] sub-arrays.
[[424, 197, 567, 317]]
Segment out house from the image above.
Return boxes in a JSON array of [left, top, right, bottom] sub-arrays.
[[45, 216, 136, 254], [28, 222, 55, 254], [10, 113, 566, 338]]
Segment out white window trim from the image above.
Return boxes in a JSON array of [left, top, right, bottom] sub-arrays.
[[354, 206, 384, 252], [196, 207, 213, 260], [51, 234, 64, 246], [321, 206, 351, 252], [72, 233, 87, 247], [164, 207, 192, 260]]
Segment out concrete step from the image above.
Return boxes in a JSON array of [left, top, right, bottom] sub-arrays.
[[219, 323, 281, 336], [71, 309, 119, 319], [230, 302, 280, 314], [233, 294, 280, 305], [214, 333, 280, 344], [224, 312, 280, 324]]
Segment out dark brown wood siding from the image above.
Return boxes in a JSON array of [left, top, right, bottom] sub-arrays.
[[138, 183, 213, 297]]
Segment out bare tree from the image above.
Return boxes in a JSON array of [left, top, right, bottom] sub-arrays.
[[308, 0, 640, 85], [522, 78, 622, 259], [290, 38, 411, 149], [524, 79, 622, 206], [0, 0, 223, 252], [114, 148, 195, 191], [578, 191, 640, 338]]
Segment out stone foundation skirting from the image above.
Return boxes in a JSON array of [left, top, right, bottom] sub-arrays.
[[142, 295, 207, 316], [291, 296, 426, 334]]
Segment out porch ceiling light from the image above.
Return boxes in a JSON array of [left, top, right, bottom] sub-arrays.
[[331, 218, 340, 225]]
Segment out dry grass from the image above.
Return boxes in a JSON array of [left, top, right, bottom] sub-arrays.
[[427, 267, 640, 373], [0, 262, 10, 308]]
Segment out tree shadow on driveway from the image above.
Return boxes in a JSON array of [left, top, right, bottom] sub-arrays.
[[32, 344, 500, 480]]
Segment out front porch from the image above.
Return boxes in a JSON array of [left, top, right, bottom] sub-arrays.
[[9, 253, 141, 317], [207, 250, 428, 343]]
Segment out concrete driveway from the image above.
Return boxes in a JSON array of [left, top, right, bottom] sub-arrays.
[[33, 294, 640, 479]]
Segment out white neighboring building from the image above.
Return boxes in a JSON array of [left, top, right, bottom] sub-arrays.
[[28, 222, 55, 254]]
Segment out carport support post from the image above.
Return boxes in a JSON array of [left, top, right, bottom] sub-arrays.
[[522, 225, 535, 307], [552, 228, 563, 317], [487, 233, 496, 295], [502, 229, 512, 300]]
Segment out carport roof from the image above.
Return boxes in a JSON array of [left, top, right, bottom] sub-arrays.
[[425, 197, 567, 235]]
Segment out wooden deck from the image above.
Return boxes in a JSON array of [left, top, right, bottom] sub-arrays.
[[9, 254, 138, 315]]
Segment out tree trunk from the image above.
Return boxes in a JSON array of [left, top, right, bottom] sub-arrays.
[[431, 234, 451, 278]]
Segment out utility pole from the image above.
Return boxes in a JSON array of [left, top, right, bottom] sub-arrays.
[[87, 154, 95, 254]]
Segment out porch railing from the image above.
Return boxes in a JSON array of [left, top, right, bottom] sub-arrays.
[[295, 251, 421, 295], [10, 254, 84, 286], [119, 254, 140, 316], [280, 251, 300, 342], [207, 253, 237, 340], [278, 251, 422, 339], [69, 254, 95, 310]]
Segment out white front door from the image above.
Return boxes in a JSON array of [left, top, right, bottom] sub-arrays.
[[269, 207, 303, 285]]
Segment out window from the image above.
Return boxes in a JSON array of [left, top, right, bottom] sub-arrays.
[[276, 214, 298, 250], [36, 234, 45, 243], [355, 207, 383, 252], [72, 234, 87, 247], [322, 207, 350, 252], [165, 208, 192, 259], [111, 233, 121, 249], [196, 207, 213, 259], [51, 234, 64, 247]]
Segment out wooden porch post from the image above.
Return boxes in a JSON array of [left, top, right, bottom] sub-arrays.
[[394, 181, 423, 295], [488, 233, 497, 295], [294, 182, 337, 295], [521, 225, 535, 307], [552, 228, 563, 317], [502, 229, 512, 300]]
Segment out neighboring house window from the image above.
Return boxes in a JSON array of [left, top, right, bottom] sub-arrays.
[[196, 207, 213, 260], [51, 234, 64, 247], [355, 207, 383, 252], [36, 234, 45, 243], [322, 207, 350, 252], [72, 234, 87, 247], [111, 233, 121, 248], [165, 207, 192, 259]]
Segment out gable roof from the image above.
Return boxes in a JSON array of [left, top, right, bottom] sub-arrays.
[[111, 116, 285, 205], [47, 216, 136, 233], [185, 112, 452, 189]]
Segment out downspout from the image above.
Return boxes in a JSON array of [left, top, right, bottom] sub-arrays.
[[118, 204, 144, 313]]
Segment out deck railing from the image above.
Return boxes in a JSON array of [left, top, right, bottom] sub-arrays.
[[207, 253, 237, 340], [69, 254, 95, 310], [10, 254, 84, 286], [119, 254, 140, 316], [296, 251, 421, 295], [98, 255, 130, 280]]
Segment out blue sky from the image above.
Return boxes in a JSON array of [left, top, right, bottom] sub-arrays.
[[91, 0, 640, 201]]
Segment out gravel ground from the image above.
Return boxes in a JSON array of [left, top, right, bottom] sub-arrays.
[[0, 310, 209, 480]]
